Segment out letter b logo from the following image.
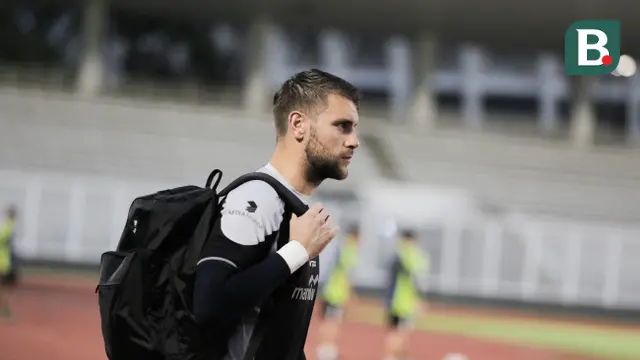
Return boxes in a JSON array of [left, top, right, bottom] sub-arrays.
[[565, 20, 620, 75]]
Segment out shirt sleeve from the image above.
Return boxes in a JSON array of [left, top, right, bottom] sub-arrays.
[[192, 180, 311, 326], [198, 180, 287, 269]]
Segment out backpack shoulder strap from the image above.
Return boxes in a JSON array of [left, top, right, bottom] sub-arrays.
[[219, 172, 309, 216], [220, 172, 309, 360]]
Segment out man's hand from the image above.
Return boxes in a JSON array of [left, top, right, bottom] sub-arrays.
[[290, 203, 339, 258]]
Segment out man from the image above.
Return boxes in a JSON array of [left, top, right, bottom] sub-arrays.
[[316, 225, 360, 360], [0, 205, 17, 320], [383, 229, 429, 360], [193, 69, 361, 360]]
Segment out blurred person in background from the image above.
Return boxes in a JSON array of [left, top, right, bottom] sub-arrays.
[[316, 224, 360, 360], [382, 229, 430, 360], [0, 205, 17, 320]]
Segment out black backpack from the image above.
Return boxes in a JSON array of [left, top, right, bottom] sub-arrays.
[[96, 169, 308, 360]]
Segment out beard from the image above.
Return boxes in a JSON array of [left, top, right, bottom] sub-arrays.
[[304, 128, 348, 186]]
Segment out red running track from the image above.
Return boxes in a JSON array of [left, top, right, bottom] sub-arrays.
[[0, 276, 609, 360]]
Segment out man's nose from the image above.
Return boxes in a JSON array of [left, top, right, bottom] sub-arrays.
[[345, 131, 359, 149]]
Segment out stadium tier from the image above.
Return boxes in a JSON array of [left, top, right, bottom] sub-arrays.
[[382, 126, 640, 222], [1, 88, 639, 309], [0, 89, 378, 190]]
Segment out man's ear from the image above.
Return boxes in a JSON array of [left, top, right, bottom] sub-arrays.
[[288, 111, 306, 142]]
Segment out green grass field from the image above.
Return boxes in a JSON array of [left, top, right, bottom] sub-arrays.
[[351, 305, 640, 359]]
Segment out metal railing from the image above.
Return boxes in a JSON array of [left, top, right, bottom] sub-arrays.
[[2, 169, 637, 310]]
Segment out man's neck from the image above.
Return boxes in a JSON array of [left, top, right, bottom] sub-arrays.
[[269, 149, 317, 196]]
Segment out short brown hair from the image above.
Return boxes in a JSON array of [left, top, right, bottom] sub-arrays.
[[272, 69, 361, 137], [401, 229, 417, 240], [6, 204, 17, 218]]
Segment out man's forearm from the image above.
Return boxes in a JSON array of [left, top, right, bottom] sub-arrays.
[[193, 241, 309, 325]]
